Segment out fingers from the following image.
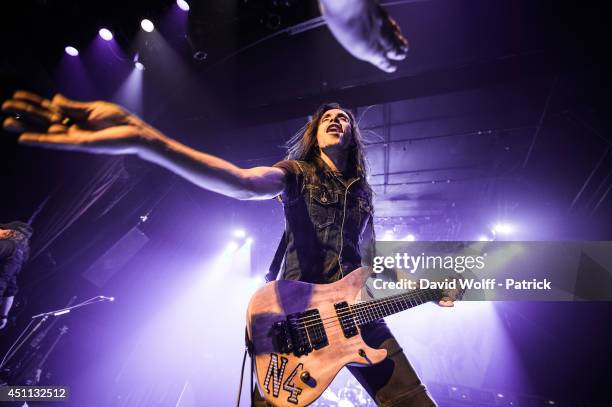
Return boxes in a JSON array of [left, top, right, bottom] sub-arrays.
[[3, 116, 67, 135], [17, 125, 138, 154], [48, 123, 70, 134], [13, 90, 48, 106], [2, 99, 62, 126], [385, 17, 409, 61], [438, 299, 455, 307], [386, 41, 408, 61], [368, 6, 409, 72], [11, 90, 62, 116], [51, 93, 91, 120], [369, 48, 397, 73], [2, 90, 93, 136], [3, 117, 27, 132], [12, 90, 64, 116], [379, 15, 409, 61], [18, 133, 83, 151]]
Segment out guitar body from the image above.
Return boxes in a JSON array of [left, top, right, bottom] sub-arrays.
[[246, 267, 387, 407]]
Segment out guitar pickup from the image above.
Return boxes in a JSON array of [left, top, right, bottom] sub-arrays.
[[334, 302, 358, 338]]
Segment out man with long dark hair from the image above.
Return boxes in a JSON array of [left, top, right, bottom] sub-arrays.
[[0, 3, 451, 404], [1, 89, 460, 404]]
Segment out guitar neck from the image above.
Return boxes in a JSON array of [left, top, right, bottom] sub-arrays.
[[350, 288, 441, 325]]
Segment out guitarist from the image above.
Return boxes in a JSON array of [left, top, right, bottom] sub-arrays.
[[1, 3, 460, 405], [2, 92, 460, 404]]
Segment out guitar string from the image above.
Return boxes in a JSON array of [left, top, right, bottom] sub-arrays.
[[293, 288, 437, 327], [294, 288, 435, 324], [296, 297, 430, 332], [290, 297, 430, 329], [282, 294, 430, 348], [277, 293, 435, 350], [296, 295, 430, 331], [295, 282, 460, 329], [289, 289, 438, 331], [257, 290, 439, 353]]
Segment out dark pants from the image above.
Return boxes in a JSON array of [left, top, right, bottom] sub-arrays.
[[253, 320, 436, 406]]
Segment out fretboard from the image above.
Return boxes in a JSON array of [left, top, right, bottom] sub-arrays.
[[349, 288, 441, 325]]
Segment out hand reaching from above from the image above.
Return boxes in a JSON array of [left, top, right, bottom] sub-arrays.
[[320, 0, 409, 73]]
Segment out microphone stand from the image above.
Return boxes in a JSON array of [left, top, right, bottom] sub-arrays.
[[31, 296, 112, 319], [0, 296, 114, 371]]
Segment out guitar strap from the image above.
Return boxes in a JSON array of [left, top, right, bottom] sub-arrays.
[[265, 231, 287, 282]]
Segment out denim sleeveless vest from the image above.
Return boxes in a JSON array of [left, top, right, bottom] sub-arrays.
[[273, 159, 373, 283]]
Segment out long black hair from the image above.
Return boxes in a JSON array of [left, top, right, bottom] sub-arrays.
[[284, 103, 371, 193]]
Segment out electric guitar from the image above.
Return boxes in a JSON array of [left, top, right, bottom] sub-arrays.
[[246, 267, 454, 407]]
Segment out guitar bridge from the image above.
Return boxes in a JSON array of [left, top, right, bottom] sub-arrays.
[[272, 309, 328, 356]]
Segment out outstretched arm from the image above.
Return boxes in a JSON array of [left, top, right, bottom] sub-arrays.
[[2, 91, 285, 200], [320, 0, 409, 72]]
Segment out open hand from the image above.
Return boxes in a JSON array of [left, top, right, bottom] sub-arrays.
[[2, 91, 154, 155]]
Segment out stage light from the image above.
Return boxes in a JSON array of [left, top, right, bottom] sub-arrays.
[[65, 46, 79, 56], [401, 234, 416, 241], [99, 28, 113, 41], [226, 241, 239, 252], [177, 0, 190, 11], [380, 230, 395, 241], [493, 223, 514, 235], [133, 53, 146, 70], [141, 19, 155, 32], [246, 237, 254, 244], [233, 229, 246, 238], [478, 235, 490, 241]]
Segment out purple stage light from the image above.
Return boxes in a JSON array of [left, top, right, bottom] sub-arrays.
[[65, 46, 79, 56], [233, 229, 246, 238], [133, 53, 145, 71], [246, 237, 254, 244], [177, 0, 190, 11], [99, 28, 113, 41], [493, 223, 514, 235], [478, 235, 491, 241], [141, 19, 155, 32], [401, 233, 416, 241], [381, 230, 395, 241]]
